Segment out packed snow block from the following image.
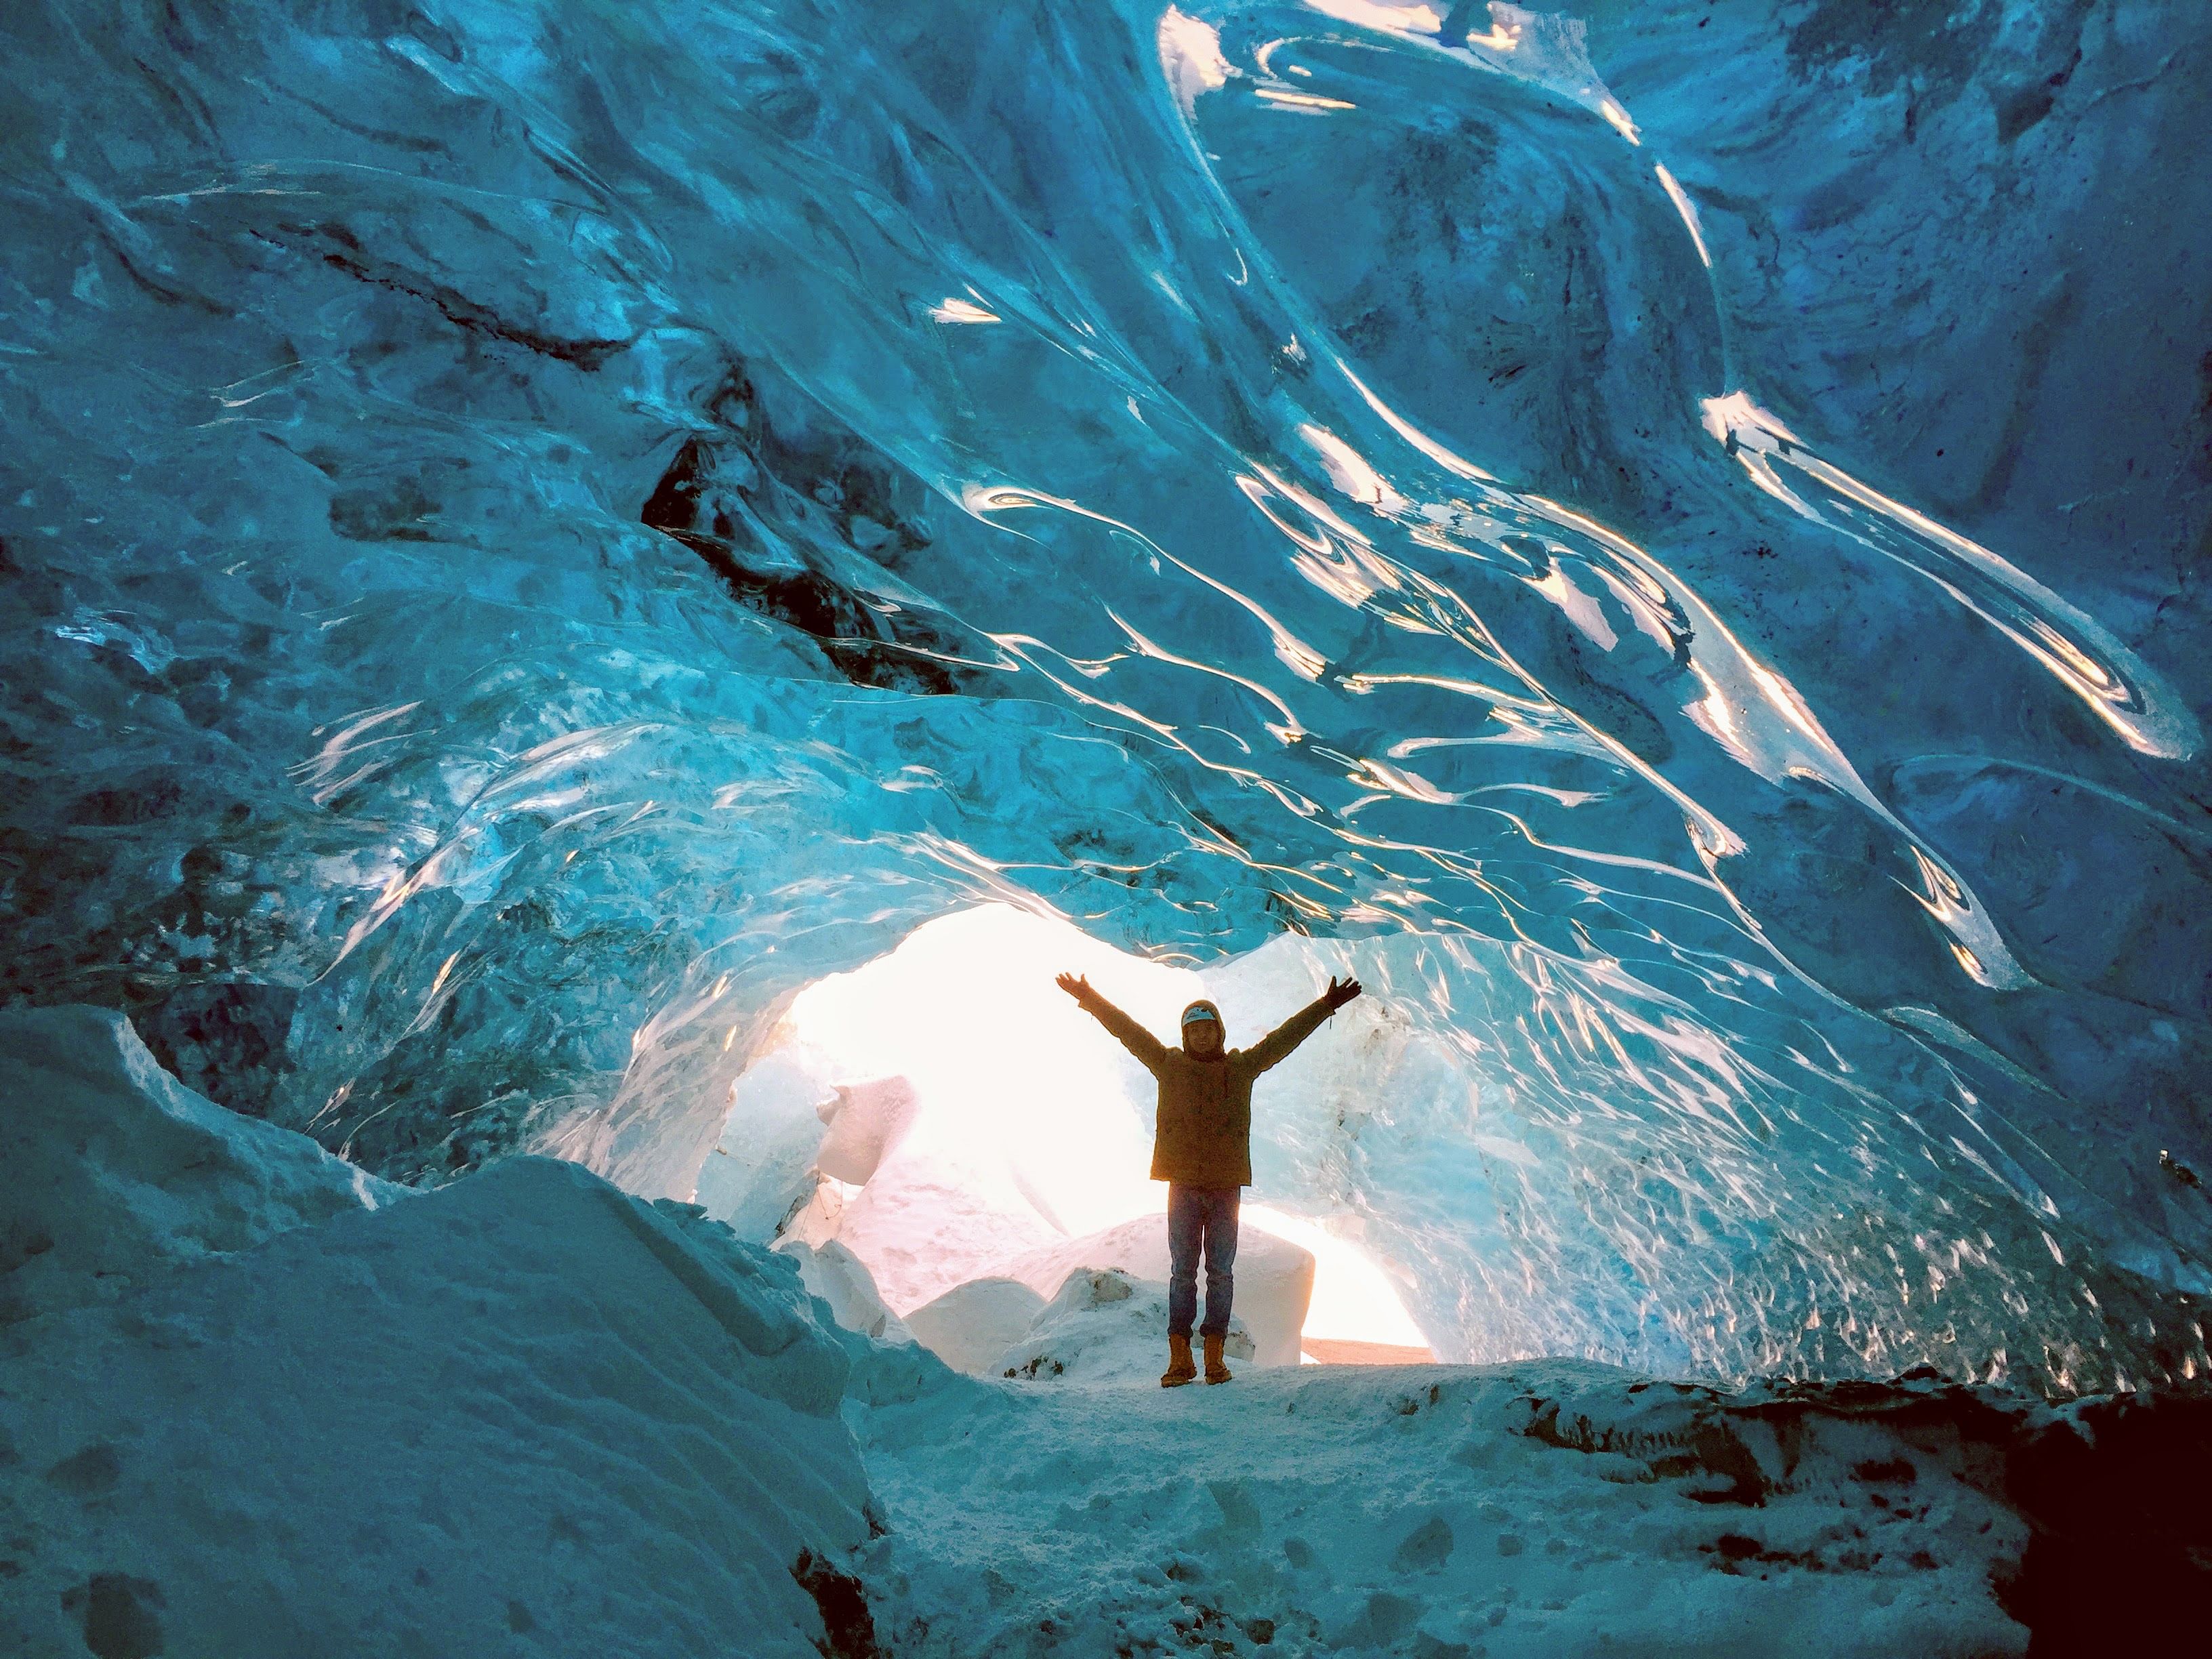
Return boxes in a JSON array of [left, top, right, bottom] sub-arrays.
[[0, 1155, 880, 1659], [694, 1048, 837, 1238], [987, 1268, 1255, 1383], [903, 1276, 1048, 1376], [831, 1320, 968, 1412], [777, 1235, 912, 1345], [813, 1074, 920, 1185], [0, 1003, 398, 1324], [1004, 1213, 1315, 1368], [745, 1227, 964, 1412]]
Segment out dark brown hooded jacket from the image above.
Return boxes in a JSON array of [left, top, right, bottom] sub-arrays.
[[1078, 991, 1339, 1188]]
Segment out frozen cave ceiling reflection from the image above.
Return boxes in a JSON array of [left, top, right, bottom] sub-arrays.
[[1, 0, 2209, 1393]]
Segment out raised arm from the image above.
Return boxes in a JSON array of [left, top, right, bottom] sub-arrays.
[[1242, 975, 1362, 1074], [1056, 972, 1168, 1074]]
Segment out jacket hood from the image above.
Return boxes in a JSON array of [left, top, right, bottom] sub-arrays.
[[1180, 999, 1226, 1059]]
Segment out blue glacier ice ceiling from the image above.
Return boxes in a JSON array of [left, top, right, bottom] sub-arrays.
[[2, 0, 2209, 1393]]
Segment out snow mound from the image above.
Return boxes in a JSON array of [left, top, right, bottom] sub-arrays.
[[989, 1267, 1256, 1385], [0, 1003, 399, 1324], [1004, 1212, 1314, 1368], [1, 1153, 880, 1658], [903, 1275, 1049, 1376], [777, 1234, 913, 1346], [773, 1229, 967, 1412]]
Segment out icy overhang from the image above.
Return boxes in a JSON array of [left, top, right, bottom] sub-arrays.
[[0, 0, 2207, 1400]]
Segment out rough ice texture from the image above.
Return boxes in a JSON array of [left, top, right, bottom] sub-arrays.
[[697, 1046, 840, 1238], [1, 1075, 876, 1656], [1, 0, 2209, 1393]]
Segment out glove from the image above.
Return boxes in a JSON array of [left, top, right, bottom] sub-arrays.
[[1324, 975, 1363, 1011]]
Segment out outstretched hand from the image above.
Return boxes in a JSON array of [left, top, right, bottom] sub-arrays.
[[1324, 974, 1363, 1011], [1056, 971, 1099, 1006]]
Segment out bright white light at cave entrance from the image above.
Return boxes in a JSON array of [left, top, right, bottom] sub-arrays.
[[1240, 1205, 1427, 1348], [785, 903, 1427, 1350]]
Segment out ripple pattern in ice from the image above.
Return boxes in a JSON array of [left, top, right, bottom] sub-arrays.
[[2, 0, 2208, 1391]]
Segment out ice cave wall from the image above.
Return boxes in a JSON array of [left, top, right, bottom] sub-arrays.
[[1, 0, 2209, 1390]]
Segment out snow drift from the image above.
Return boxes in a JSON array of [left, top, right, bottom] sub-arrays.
[[0, 1008, 891, 1658]]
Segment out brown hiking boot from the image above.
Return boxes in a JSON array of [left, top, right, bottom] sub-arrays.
[[1161, 1333, 1197, 1388], [1203, 1333, 1233, 1385]]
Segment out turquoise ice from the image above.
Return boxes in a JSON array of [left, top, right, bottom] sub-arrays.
[[2, 0, 2208, 1395]]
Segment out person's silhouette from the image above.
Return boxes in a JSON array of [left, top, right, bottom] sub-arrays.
[[1054, 971, 1364, 1385]]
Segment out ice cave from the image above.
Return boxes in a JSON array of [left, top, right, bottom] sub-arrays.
[[3, 0, 2210, 1653]]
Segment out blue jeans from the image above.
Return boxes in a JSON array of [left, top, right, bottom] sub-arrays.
[[1167, 1185, 1239, 1338]]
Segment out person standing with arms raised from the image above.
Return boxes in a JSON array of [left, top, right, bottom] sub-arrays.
[[1054, 970, 1364, 1387]]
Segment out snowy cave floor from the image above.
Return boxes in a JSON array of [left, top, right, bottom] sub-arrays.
[[850, 1363, 2057, 1659], [5, 1008, 2211, 1659]]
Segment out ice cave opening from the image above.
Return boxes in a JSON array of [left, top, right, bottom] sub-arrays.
[[8, 0, 2212, 1651], [694, 901, 1434, 1371]]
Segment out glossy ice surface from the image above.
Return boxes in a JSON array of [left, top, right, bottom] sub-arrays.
[[3, 0, 2208, 1391]]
